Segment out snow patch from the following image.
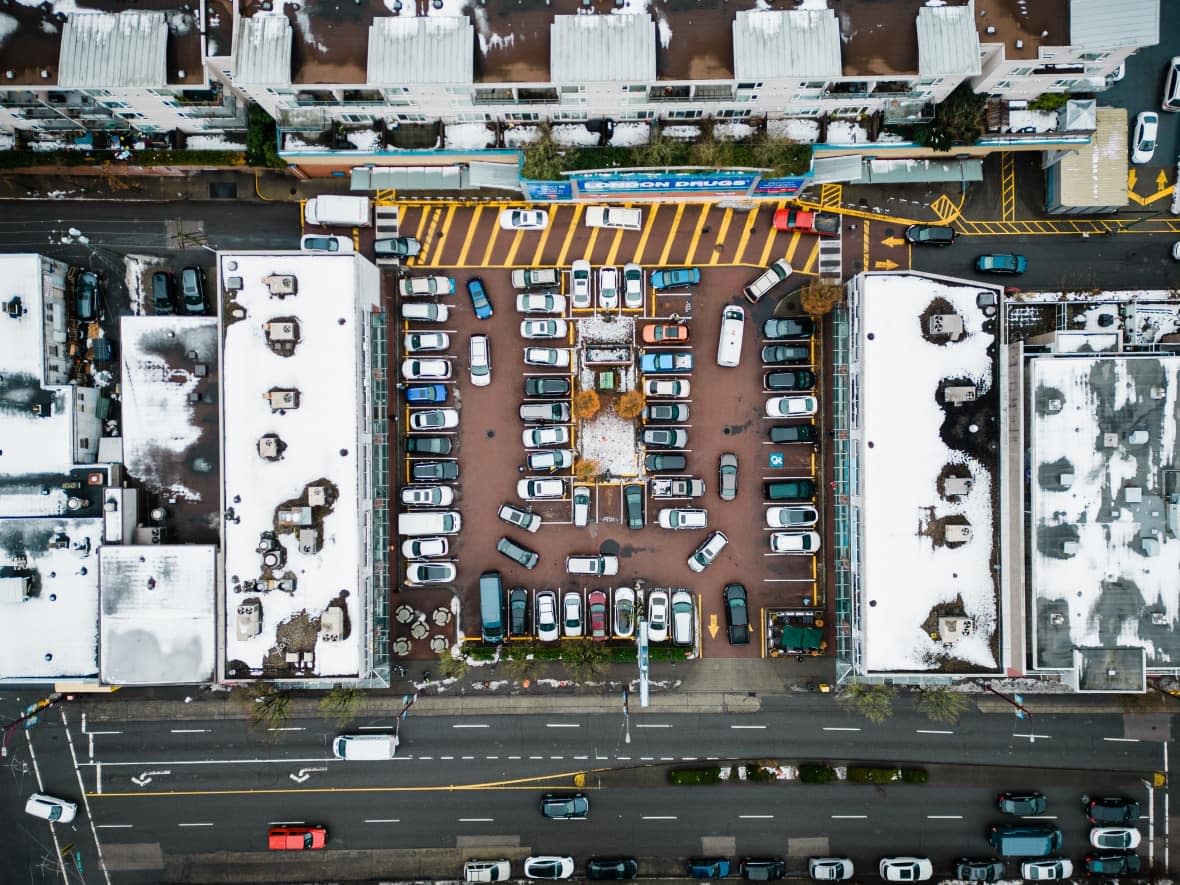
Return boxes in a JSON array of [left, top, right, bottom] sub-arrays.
[[551, 124, 600, 148], [714, 122, 756, 142], [186, 134, 246, 151], [1008, 110, 1059, 133], [346, 129, 381, 152], [504, 126, 542, 148], [826, 119, 867, 144], [445, 123, 495, 150], [579, 410, 639, 478], [662, 125, 700, 140], [768, 118, 820, 143], [609, 122, 650, 148]]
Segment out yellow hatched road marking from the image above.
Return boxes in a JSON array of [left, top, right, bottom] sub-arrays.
[[707, 209, 734, 266], [799, 238, 821, 275], [1000, 153, 1016, 222], [632, 203, 660, 264], [530, 209, 558, 266], [862, 221, 870, 274], [604, 227, 626, 267], [819, 183, 843, 208], [456, 206, 484, 266], [415, 208, 441, 265], [658, 203, 687, 266], [733, 208, 760, 265], [503, 229, 526, 267], [424, 204, 456, 267], [757, 224, 780, 268], [478, 216, 503, 267], [555, 205, 585, 266], [683, 204, 711, 265]]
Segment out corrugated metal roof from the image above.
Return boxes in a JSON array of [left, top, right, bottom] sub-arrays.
[[1059, 107, 1128, 207], [368, 16, 474, 86], [550, 15, 656, 84], [234, 16, 292, 86], [733, 9, 841, 81], [58, 12, 168, 88], [352, 165, 464, 190], [917, 6, 981, 77], [1070, 0, 1159, 49]]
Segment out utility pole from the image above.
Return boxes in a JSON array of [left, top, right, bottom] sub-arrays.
[[1, 693, 67, 757], [983, 684, 1035, 743]]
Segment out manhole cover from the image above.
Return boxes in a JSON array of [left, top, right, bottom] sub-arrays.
[[208, 181, 237, 199]]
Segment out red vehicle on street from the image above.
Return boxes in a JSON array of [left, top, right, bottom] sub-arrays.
[[268, 825, 328, 850], [773, 207, 840, 237]]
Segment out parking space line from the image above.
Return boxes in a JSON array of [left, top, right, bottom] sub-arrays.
[[478, 219, 503, 267], [756, 215, 781, 267], [707, 209, 734, 266], [658, 204, 688, 266], [783, 230, 803, 265], [503, 229, 527, 267], [555, 205, 586, 266], [733, 207, 761, 265], [530, 211, 558, 266], [604, 227, 626, 267], [632, 204, 660, 264], [799, 238, 821, 274], [456, 206, 484, 267], [583, 226, 603, 264], [684, 204, 712, 265]]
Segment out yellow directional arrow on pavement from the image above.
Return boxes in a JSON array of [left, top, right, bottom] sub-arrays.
[[874, 259, 899, 270], [1128, 169, 1137, 190], [1158, 169, 1170, 189], [708, 614, 720, 639], [881, 236, 906, 247]]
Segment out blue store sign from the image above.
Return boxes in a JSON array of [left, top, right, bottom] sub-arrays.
[[521, 180, 574, 200], [754, 176, 808, 197], [574, 172, 758, 195]]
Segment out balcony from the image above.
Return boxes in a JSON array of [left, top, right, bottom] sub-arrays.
[[648, 86, 691, 103], [294, 90, 340, 106], [517, 87, 558, 104], [473, 88, 516, 106], [824, 82, 871, 99]]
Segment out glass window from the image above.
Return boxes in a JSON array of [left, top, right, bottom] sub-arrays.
[[737, 82, 762, 90], [716, 109, 751, 119], [667, 109, 702, 119]]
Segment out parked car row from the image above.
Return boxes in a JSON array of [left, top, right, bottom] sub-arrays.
[[150, 266, 208, 316], [497, 586, 693, 644]]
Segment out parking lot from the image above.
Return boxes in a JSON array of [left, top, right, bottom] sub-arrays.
[[393, 208, 827, 659]]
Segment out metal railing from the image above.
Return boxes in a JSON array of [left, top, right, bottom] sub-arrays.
[[367, 313, 392, 687], [831, 305, 859, 683]]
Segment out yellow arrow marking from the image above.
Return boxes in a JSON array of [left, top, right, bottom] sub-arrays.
[[1158, 169, 1170, 189], [1128, 169, 1137, 191], [874, 258, 899, 270], [881, 236, 906, 248], [708, 614, 719, 639]]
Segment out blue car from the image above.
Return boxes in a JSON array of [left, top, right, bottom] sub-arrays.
[[406, 384, 448, 404], [975, 253, 1027, 275], [688, 859, 730, 879], [650, 267, 701, 291], [467, 277, 493, 319], [640, 351, 693, 374]]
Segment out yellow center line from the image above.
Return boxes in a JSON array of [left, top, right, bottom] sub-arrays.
[[732, 207, 760, 265], [799, 238, 821, 275], [707, 208, 734, 266], [478, 215, 503, 268], [683, 204, 712, 266], [456, 206, 484, 267], [503, 229, 526, 267], [425, 204, 457, 268], [603, 227, 626, 267], [657, 203, 688, 266], [631, 203, 660, 265], [555, 205, 585, 266], [530, 210, 559, 267]]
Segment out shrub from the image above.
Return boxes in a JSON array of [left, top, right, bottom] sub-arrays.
[[836, 682, 895, 724], [668, 767, 722, 785], [1029, 92, 1070, 112], [573, 458, 599, 482], [913, 83, 986, 152], [901, 768, 928, 784], [746, 763, 777, 783], [615, 389, 645, 420], [522, 128, 563, 180], [847, 766, 901, 784], [914, 686, 970, 724], [800, 281, 844, 317], [799, 763, 835, 784], [572, 389, 601, 420], [246, 105, 284, 169]]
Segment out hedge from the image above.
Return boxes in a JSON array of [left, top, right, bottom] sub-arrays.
[[0, 149, 246, 169], [799, 763, 835, 784], [848, 765, 928, 784], [669, 767, 722, 785]]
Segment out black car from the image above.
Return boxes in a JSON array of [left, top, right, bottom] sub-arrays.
[[740, 859, 785, 881], [1086, 796, 1140, 824], [151, 271, 175, 315], [723, 583, 749, 645], [996, 791, 1047, 815], [765, 479, 816, 501], [770, 424, 817, 444], [905, 224, 957, 246], [509, 587, 529, 637], [525, 377, 571, 398], [405, 435, 452, 455], [74, 271, 99, 321], [762, 317, 814, 340], [1084, 853, 1141, 877], [624, 483, 645, 529], [643, 404, 689, 423], [645, 454, 687, 472], [761, 344, 810, 364], [954, 860, 1004, 882], [539, 792, 589, 819], [586, 858, 638, 880], [180, 266, 207, 314], [764, 370, 816, 391], [411, 461, 458, 481]]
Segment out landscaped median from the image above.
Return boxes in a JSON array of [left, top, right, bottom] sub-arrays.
[[667, 762, 928, 785]]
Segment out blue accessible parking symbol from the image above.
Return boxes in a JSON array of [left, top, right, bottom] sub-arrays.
[[769, 451, 784, 469]]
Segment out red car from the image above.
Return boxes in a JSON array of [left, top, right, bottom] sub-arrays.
[[587, 590, 608, 641], [642, 324, 689, 344], [268, 825, 327, 850]]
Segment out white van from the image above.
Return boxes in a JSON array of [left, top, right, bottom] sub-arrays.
[[717, 305, 746, 367], [585, 206, 643, 231], [398, 511, 462, 536], [332, 733, 399, 760], [304, 195, 372, 227]]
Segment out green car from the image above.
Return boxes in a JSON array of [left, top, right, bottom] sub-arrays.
[[765, 478, 815, 501]]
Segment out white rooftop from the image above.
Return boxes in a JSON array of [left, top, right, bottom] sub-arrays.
[[732, 9, 842, 81], [368, 16, 475, 86], [99, 545, 218, 685], [550, 14, 657, 84]]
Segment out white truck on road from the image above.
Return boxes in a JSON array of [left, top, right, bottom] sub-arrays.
[[304, 195, 372, 227]]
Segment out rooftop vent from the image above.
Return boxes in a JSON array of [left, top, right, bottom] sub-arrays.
[[257, 433, 286, 461], [944, 476, 973, 497], [264, 388, 300, 413], [944, 384, 977, 405], [927, 313, 964, 341]]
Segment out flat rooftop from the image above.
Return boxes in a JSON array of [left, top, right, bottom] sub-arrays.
[[1028, 354, 1180, 673], [974, 0, 1069, 60], [856, 273, 1002, 674]]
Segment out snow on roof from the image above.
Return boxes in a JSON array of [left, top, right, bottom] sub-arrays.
[[220, 252, 379, 679], [234, 15, 293, 86], [368, 16, 474, 85], [550, 14, 656, 84], [856, 273, 1000, 673], [916, 4, 981, 77], [1057, 107, 1127, 208], [0, 517, 102, 681], [0, 254, 49, 379], [58, 12, 169, 88], [1028, 354, 1180, 671], [733, 9, 842, 80], [99, 545, 217, 685]]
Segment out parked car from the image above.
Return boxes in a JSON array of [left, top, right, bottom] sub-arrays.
[[409, 408, 459, 431], [624, 482, 645, 528], [566, 554, 619, 576], [671, 589, 694, 646], [180, 267, 206, 314], [521, 319, 568, 340], [268, 824, 327, 850], [770, 424, 817, 444], [1090, 828, 1141, 850], [496, 536, 539, 569], [1086, 796, 1140, 824], [562, 591, 583, 637], [741, 259, 792, 304], [643, 324, 690, 344], [762, 317, 814, 339], [512, 267, 560, 289], [573, 485, 591, 527], [766, 505, 819, 527], [587, 590, 609, 640], [644, 403, 689, 423], [765, 478, 816, 501], [467, 277, 494, 319], [518, 478, 566, 499], [640, 351, 693, 373], [688, 530, 728, 572], [904, 224, 957, 246], [525, 376, 571, 397], [762, 344, 810, 364], [975, 253, 1027, 275], [517, 292, 566, 314], [1131, 111, 1158, 164], [953, 861, 1003, 883], [406, 562, 456, 585], [399, 275, 456, 297], [770, 531, 821, 553], [878, 858, 932, 882], [74, 271, 100, 320], [402, 358, 452, 380], [718, 453, 738, 501], [643, 428, 687, 448], [598, 266, 619, 309], [499, 502, 542, 533], [570, 259, 592, 309], [374, 237, 421, 258], [657, 508, 707, 530], [405, 435, 452, 455], [24, 792, 77, 823], [647, 589, 669, 641], [644, 379, 690, 398], [645, 453, 687, 472], [613, 587, 636, 638], [301, 234, 352, 253], [766, 395, 818, 418], [402, 303, 449, 322], [539, 792, 588, 819], [1020, 860, 1073, 881], [469, 334, 491, 387], [997, 791, 1047, 815], [650, 266, 701, 290], [151, 271, 175, 315], [1084, 853, 1141, 877], [404, 331, 450, 353], [622, 263, 644, 309], [741, 859, 786, 881], [509, 588, 530, 637], [536, 590, 558, 641], [808, 859, 853, 881], [466, 860, 513, 883], [523, 426, 571, 447], [527, 449, 574, 471], [500, 208, 549, 230], [406, 383, 448, 404], [524, 347, 571, 368], [765, 369, 816, 391], [520, 402, 571, 422], [587, 857, 638, 880], [689, 859, 731, 879], [723, 583, 750, 645], [402, 537, 449, 559], [410, 461, 458, 482], [524, 857, 575, 880]]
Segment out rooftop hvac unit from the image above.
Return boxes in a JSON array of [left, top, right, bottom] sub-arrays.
[[944, 476, 973, 497], [224, 276, 243, 291], [264, 321, 298, 342], [946, 523, 973, 543], [320, 606, 344, 642], [257, 434, 284, 461], [236, 600, 262, 640], [277, 506, 313, 527], [308, 486, 328, 506], [298, 528, 318, 554], [264, 388, 300, 412], [0, 575, 32, 604], [263, 274, 297, 297], [944, 385, 977, 405], [927, 313, 964, 340], [938, 616, 974, 640], [133, 526, 165, 545]]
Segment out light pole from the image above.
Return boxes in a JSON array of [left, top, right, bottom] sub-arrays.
[[983, 684, 1035, 743], [622, 686, 631, 745]]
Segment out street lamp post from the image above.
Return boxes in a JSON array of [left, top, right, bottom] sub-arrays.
[[622, 686, 631, 745], [983, 684, 1035, 743]]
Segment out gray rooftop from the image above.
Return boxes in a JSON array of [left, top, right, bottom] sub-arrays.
[[1074, 647, 1146, 693], [550, 14, 656, 84], [1070, 0, 1159, 49], [732, 9, 842, 81], [58, 11, 168, 88], [916, 5, 981, 77], [368, 15, 474, 86], [233, 15, 292, 86]]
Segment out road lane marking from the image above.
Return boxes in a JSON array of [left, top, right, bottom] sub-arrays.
[[96, 824, 133, 829], [366, 818, 401, 823], [740, 815, 774, 819], [575, 755, 589, 760], [927, 815, 963, 820], [459, 818, 494, 822], [267, 727, 304, 732], [546, 723, 580, 728], [636, 723, 670, 728], [731, 725, 767, 730], [1013, 733, 1051, 740], [831, 815, 867, 819], [1023, 816, 1058, 820], [643, 816, 678, 820], [916, 730, 954, 735], [170, 729, 209, 734], [1104, 737, 1140, 743], [178, 822, 214, 827], [823, 727, 861, 732], [462, 756, 475, 760], [358, 725, 394, 730], [453, 724, 490, 728]]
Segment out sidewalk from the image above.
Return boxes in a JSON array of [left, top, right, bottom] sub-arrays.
[[0, 167, 333, 204]]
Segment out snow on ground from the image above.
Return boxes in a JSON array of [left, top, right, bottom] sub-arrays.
[[714, 122, 756, 142], [123, 254, 164, 315], [504, 126, 542, 148], [662, 125, 700, 140], [767, 118, 819, 143], [185, 134, 246, 151], [0, 131, 14, 151], [445, 123, 495, 150], [858, 274, 999, 672], [579, 315, 634, 344], [578, 409, 639, 477], [826, 120, 868, 144], [609, 122, 650, 148], [346, 129, 380, 151], [552, 124, 600, 148], [1008, 110, 1059, 133]]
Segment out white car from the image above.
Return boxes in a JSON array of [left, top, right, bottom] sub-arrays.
[[879, 858, 932, 882], [523, 426, 571, 448], [566, 554, 619, 576], [623, 262, 643, 309], [401, 303, 449, 323], [527, 449, 574, 470], [598, 266, 619, 310], [670, 589, 694, 646], [766, 505, 819, 528], [646, 589, 669, 641], [465, 860, 512, 883], [612, 586, 636, 638], [402, 358, 451, 380], [766, 395, 818, 417], [469, 334, 491, 387], [535, 590, 559, 642], [403, 331, 450, 353], [562, 591, 583, 637], [770, 531, 821, 553], [521, 319, 568, 340], [401, 536, 449, 559], [399, 275, 455, 297], [570, 259, 592, 309], [301, 234, 353, 253], [401, 485, 454, 507], [1131, 111, 1158, 164], [410, 408, 459, 431], [657, 508, 707, 530], [518, 477, 567, 499], [809, 858, 853, 881], [24, 792, 77, 823], [524, 347, 571, 368], [572, 485, 591, 527], [524, 856, 575, 881], [644, 378, 690, 398], [500, 208, 549, 231], [517, 292, 566, 315], [406, 562, 457, 585], [1090, 827, 1142, 850], [1021, 860, 1073, 881], [688, 530, 728, 573]]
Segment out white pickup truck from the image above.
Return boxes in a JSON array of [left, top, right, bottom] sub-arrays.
[[650, 477, 706, 499], [584, 206, 643, 231]]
